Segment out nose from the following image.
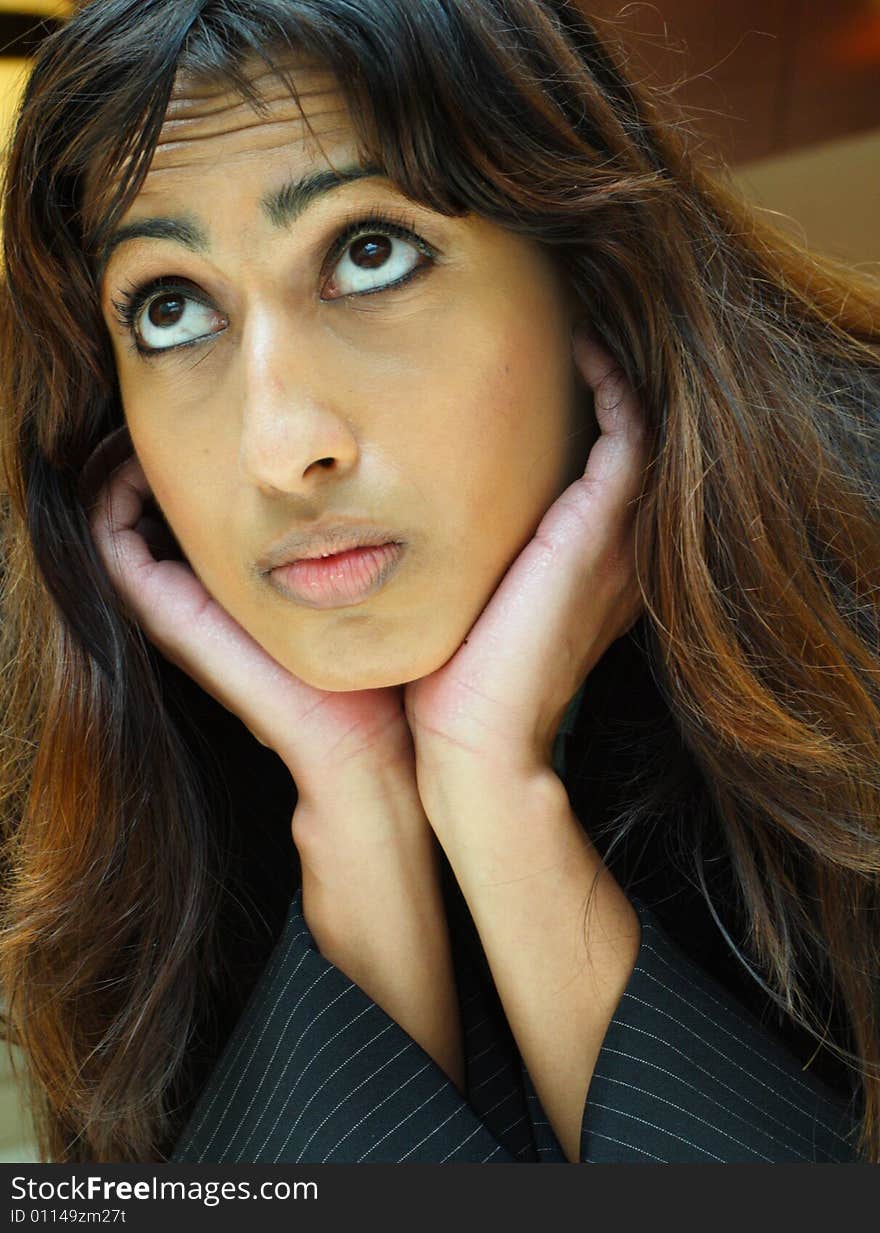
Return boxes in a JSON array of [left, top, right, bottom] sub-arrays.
[[238, 313, 359, 496]]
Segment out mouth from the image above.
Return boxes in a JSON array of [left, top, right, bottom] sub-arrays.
[[267, 540, 406, 609]]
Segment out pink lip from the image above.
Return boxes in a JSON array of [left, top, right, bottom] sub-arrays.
[[268, 541, 405, 609]]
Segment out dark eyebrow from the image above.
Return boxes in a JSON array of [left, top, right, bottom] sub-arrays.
[[260, 162, 386, 228], [97, 162, 387, 281], [96, 216, 207, 281]]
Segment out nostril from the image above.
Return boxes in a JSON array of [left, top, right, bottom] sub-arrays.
[[316, 458, 335, 469]]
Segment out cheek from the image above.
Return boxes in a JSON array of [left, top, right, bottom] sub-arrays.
[[438, 328, 578, 526], [125, 414, 223, 567]]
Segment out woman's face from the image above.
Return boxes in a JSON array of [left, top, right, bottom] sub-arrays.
[[99, 62, 596, 690]]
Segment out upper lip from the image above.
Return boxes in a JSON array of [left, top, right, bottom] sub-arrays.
[[258, 522, 403, 572]]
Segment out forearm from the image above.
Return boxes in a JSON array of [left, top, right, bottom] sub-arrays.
[[422, 767, 640, 1163], [291, 775, 465, 1093]]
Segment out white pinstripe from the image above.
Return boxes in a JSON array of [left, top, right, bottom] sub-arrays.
[[582, 1128, 667, 1162], [259, 1017, 395, 1160], [640, 936, 852, 1129], [287, 1037, 419, 1163], [192, 932, 312, 1161], [321, 1061, 434, 1161], [470, 1059, 513, 1094], [498, 1112, 528, 1138], [438, 1123, 487, 1162], [623, 971, 849, 1141], [181, 925, 304, 1154], [355, 1078, 450, 1161], [595, 1045, 812, 1158], [469, 1040, 502, 1065], [464, 1013, 491, 1039], [640, 937, 855, 1140], [587, 1101, 726, 1160], [242, 999, 382, 1160], [398, 1103, 479, 1161], [481, 1088, 520, 1119], [229, 972, 355, 1161], [590, 1072, 775, 1160], [605, 1014, 833, 1155]]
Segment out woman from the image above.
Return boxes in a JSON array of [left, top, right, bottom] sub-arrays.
[[0, 0, 876, 1165]]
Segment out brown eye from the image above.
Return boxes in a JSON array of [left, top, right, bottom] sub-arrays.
[[148, 295, 186, 327], [349, 234, 393, 269], [133, 288, 228, 352], [323, 229, 424, 299]]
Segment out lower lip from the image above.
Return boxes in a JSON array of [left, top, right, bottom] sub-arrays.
[[269, 542, 405, 609]]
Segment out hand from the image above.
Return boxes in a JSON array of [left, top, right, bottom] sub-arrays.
[[403, 327, 650, 797], [83, 426, 418, 812]]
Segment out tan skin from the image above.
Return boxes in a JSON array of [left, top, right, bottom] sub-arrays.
[[88, 61, 648, 1162]]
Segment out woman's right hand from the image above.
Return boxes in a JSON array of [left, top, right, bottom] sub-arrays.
[[82, 431, 466, 1088], [82, 427, 418, 814]]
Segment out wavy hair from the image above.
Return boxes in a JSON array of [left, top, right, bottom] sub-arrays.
[[0, 0, 878, 1162]]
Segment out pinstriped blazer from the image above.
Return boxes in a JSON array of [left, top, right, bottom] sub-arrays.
[[170, 689, 862, 1164]]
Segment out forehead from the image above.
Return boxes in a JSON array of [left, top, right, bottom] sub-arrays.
[[144, 59, 357, 186]]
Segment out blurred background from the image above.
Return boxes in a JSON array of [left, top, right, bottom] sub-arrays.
[[0, 0, 877, 1162]]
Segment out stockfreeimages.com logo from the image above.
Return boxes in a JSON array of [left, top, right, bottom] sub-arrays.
[[11, 1175, 317, 1208]]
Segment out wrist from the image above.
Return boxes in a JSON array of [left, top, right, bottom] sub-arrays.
[[292, 767, 434, 867], [416, 756, 565, 835]]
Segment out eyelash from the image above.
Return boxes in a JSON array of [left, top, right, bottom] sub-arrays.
[[110, 208, 438, 357]]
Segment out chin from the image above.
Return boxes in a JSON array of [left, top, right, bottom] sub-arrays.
[[287, 642, 458, 694], [294, 663, 426, 693]]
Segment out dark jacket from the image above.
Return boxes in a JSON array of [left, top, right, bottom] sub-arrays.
[[170, 660, 861, 1164]]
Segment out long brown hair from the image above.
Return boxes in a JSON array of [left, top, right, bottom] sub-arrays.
[[0, 0, 878, 1163]]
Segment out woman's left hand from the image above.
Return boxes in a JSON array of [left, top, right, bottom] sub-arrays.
[[404, 327, 651, 803]]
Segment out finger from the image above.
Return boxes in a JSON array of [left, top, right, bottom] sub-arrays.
[[570, 328, 649, 513], [89, 453, 160, 593], [572, 327, 642, 437], [88, 455, 234, 672]]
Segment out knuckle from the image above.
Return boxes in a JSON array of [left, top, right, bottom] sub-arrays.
[[595, 367, 627, 410]]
